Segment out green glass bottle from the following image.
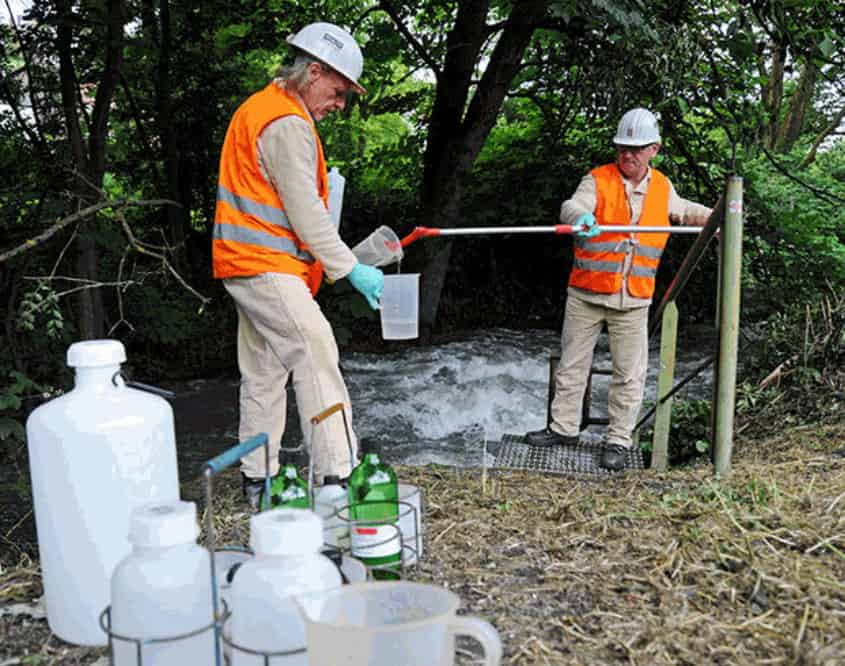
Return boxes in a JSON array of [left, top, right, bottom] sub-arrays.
[[348, 440, 401, 579], [269, 451, 309, 510]]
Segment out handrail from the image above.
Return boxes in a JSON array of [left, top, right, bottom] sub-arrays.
[[633, 175, 743, 475], [648, 193, 725, 338]]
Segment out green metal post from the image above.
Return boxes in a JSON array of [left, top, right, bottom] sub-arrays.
[[713, 176, 743, 475], [652, 301, 678, 471]]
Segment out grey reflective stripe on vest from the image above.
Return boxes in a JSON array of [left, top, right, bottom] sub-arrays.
[[576, 240, 625, 253], [630, 264, 657, 278], [573, 257, 623, 274], [214, 222, 315, 263], [635, 244, 663, 259], [217, 185, 295, 232]]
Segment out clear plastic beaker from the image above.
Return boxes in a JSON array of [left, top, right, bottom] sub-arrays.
[[380, 274, 419, 340], [351, 226, 404, 267], [297, 582, 502, 666]]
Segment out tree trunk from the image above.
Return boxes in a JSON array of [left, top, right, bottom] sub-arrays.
[[157, 0, 186, 264], [410, 0, 549, 341], [56, 0, 126, 339], [776, 60, 817, 153], [758, 41, 786, 149]]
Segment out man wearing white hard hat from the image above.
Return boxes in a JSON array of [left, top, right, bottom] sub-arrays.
[[525, 108, 712, 471], [212, 22, 381, 507]]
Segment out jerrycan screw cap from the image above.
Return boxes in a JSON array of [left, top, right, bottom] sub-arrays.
[[129, 501, 199, 548], [250, 508, 322, 556], [67, 339, 126, 367]]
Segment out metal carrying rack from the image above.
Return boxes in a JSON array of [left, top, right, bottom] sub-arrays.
[[98, 403, 423, 665]]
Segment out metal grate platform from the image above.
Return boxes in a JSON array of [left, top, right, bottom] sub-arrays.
[[491, 434, 645, 477]]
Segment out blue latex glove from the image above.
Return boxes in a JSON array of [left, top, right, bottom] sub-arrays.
[[574, 212, 600, 238], [347, 263, 384, 310]]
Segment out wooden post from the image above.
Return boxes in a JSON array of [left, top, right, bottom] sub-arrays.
[[652, 301, 678, 471], [713, 176, 744, 476]]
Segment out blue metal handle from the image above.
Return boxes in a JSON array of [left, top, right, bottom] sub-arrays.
[[203, 433, 269, 477]]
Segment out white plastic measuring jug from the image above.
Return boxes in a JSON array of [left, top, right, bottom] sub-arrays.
[[351, 225, 404, 267], [380, 273, 419, 340], [297, 581, 502, 666]]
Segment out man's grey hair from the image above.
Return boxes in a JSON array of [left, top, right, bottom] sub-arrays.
[[276, 53, 322, 92]]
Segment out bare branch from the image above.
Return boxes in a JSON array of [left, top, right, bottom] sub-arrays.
[[378, 0, 442, 79], [799, 104, 845, 169], [113, 208, 210, 307], [0, 198, 178, 264], [760, 145, 845, 206]]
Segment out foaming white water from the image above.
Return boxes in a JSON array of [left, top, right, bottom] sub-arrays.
[[343, 328, 713, 467]]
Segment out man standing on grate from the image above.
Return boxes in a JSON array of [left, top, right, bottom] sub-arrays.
[[525, 108, 712, 471]]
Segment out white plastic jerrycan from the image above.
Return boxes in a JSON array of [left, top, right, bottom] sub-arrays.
[[296, 581, 503, 666], [110, 501, 216, 665], [25, 339, 180, 646], [327, 167, 345, 229], [229, 508, 342, 665]]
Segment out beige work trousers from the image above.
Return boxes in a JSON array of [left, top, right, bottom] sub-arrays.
[[223, 273, 357, 481], [549, 294, 649, 448]]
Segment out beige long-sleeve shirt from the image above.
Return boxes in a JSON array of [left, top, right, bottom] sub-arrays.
[[255, 84, 357, 282], [560, 167, 712, 310]]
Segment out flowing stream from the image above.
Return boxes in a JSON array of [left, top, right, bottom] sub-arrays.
[[170, 327, 715, 477], [341, 327, 714, 467], [1, 327, 716, 551]]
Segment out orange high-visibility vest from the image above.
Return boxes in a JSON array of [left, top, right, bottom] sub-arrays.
[[213, 82, 327, 295], [568, 164, 670, 299]]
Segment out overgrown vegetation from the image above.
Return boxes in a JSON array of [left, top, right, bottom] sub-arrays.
[[3, 423, 843, 663], [1, 4, 843, 480]]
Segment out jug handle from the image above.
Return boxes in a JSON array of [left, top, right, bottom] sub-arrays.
[[450, 616, 503, 666]]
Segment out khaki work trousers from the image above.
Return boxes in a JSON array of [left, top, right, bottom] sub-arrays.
[[549, 294, 649, 448], [223, 273, 357, 481]]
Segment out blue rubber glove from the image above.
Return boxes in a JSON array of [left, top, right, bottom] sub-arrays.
[[347, 263, 384, 310], [574, 212, 600, 238]]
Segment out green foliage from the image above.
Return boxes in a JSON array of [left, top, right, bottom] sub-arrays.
[[0, 371, 49, 448], [741, 145, 845, 312], [18, 282, 65, 341], [639, 399, 712, 467], [736, 287, 845, 432]]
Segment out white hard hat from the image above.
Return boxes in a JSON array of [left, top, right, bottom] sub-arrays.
[[613, 108, 661, 146], [287, 22, 366, 95]]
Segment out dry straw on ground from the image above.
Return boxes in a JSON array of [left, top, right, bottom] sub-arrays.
[[2, 422, 843, 665]]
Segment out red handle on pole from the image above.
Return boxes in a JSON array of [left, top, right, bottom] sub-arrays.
[[400, 224, 575, 248], [400, 227, 441, 247]]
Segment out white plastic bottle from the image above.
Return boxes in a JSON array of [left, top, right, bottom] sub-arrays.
[[327, 167, 345, 229], [110, 501, 216, 665], [314, 475, 349, 549], [25, 339, 180, 645], [229, 509, 342, 665]]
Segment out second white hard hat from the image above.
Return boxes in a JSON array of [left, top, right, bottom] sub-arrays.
[[614, 108, 661, 146], [287, 22, 366, 95]]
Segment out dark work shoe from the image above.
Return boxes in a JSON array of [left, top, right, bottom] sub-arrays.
[[524, 427, 580, 448], [241, 474, 265, 510], [600, 444, 629, 471]]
